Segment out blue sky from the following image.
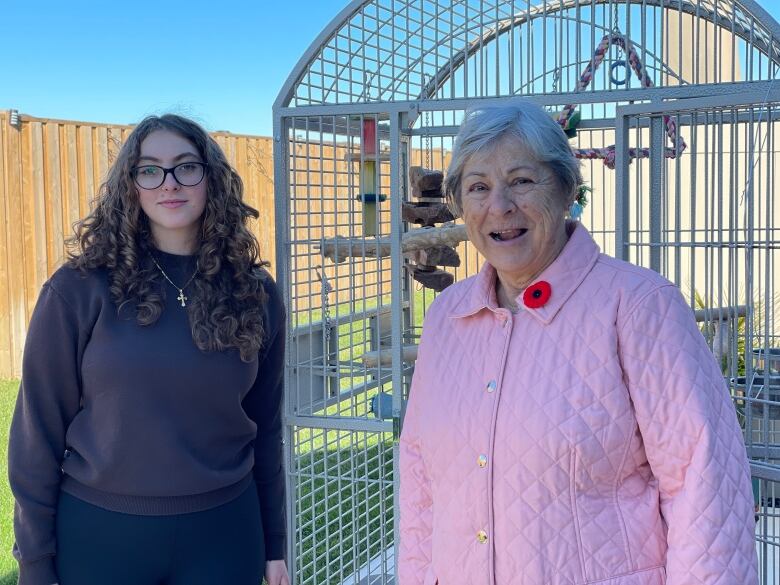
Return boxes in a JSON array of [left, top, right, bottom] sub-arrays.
[[3, 0, 780, 137], [1, 0, 350, 135]]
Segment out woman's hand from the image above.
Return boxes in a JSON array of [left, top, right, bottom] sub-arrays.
[[264, 559, 290, 585]]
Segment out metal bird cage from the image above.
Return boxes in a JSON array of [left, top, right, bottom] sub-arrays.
[[273, 1, 780, 583]]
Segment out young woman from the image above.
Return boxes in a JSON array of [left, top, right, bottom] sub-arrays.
[[9, 114, 289, 585]]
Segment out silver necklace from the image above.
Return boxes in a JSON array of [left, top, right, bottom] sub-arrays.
[[151, 256, 198, 307]]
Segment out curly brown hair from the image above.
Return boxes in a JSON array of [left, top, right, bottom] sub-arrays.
[[67, 114, 270, 362]]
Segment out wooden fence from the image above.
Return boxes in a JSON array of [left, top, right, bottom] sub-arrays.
[[0, 111, 276, 379]]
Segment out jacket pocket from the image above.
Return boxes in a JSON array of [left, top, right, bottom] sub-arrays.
[[572, 447, 636, 583], [585, 564, 665, 584]]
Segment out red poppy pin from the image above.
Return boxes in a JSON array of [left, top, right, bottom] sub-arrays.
[[523, 281, 552, 309]]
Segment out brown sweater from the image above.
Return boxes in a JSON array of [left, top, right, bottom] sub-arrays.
[[8, 251, 286, 585]]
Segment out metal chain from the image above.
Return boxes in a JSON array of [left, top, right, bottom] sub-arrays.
[[611, 3, 625, 87], [552, 16, 561, 94], [424, 109, 432, 169], [151, 255, 198, 308], [315, 266, 333, 359], [613, 4, 623, 54], [612, 3, 620, 33]]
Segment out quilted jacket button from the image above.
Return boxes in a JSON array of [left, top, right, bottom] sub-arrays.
[[477, 454, 488, 468], [486, 380, 496, 393], [476, 530, 488, 544]]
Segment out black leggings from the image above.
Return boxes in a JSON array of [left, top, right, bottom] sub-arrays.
[[55, 484, 265, 585]]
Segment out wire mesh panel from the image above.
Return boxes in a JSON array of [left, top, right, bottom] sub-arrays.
[[616, 91, 780, 583], [279, 112, 403, 584], [285, 114, 396, 416], [293, 426, 394, 584]]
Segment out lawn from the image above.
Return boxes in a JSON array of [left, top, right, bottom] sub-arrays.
[[1, 379, 19, 585], [294, 430, 394, 584]]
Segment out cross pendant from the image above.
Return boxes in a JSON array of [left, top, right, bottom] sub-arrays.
[[177, 290, 187, 307]]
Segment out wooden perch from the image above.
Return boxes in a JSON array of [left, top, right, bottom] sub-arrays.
[[402, 223, 467, 250], [693, 305, 747, 323], [360, 344, 419, 367], [693, 305, 747, 367], [318, 236, 390, 262], [409, 166, 444, 198], [404, 245, 460, 267], [407, 266, 454, 291], [318, 223, 468, 263], [402, 202, 455, 226]]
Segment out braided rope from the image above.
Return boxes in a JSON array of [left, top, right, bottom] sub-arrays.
[[558, 33, 687, 169]]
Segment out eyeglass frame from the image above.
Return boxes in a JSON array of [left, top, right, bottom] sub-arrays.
[[131, 162, 208, 190]]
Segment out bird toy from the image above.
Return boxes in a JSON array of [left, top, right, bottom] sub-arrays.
[[557, 32, 687, 169]]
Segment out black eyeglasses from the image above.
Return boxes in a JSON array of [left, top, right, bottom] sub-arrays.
[[132, 162, 207, 190]]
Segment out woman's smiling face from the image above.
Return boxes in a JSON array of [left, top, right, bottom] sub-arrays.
[[460, 134, 571, 291]]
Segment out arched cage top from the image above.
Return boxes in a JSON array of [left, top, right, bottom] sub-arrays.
[[275, 0, 780, 109]]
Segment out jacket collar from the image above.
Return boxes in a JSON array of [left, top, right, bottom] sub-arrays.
[[449, 222, 601, 325]]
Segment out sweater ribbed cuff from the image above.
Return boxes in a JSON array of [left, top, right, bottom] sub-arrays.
[[265, 534, 286, 561], [17, 555, 58, 585]]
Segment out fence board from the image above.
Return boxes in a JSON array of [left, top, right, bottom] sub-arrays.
[[6, 114, 26, 377], [63, 125, 80, 269], [0, 116, 12, 375], [77, 125, 95, 218], [44, 123, 63, 278], [30, 124, 46, 310], [94, 127, 109, 187], [22, 121, 41, 328]]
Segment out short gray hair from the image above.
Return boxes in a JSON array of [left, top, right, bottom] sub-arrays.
[[444, 103, 582, 216]]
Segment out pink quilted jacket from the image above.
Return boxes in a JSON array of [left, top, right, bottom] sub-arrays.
[[399, 224, 757, 585]]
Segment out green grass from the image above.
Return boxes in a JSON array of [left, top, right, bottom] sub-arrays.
[[1, 379, 19, 585], [294, 432, 394, 584]]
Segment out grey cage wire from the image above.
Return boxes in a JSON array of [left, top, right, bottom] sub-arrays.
[[273, 1, 780, 583]]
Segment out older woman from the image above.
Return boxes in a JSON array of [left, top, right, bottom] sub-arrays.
[[399, 104, 757, 585]]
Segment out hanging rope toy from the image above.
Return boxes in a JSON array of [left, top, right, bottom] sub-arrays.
[[557, 32, 686, 169], [550, 109, 581, 138]]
